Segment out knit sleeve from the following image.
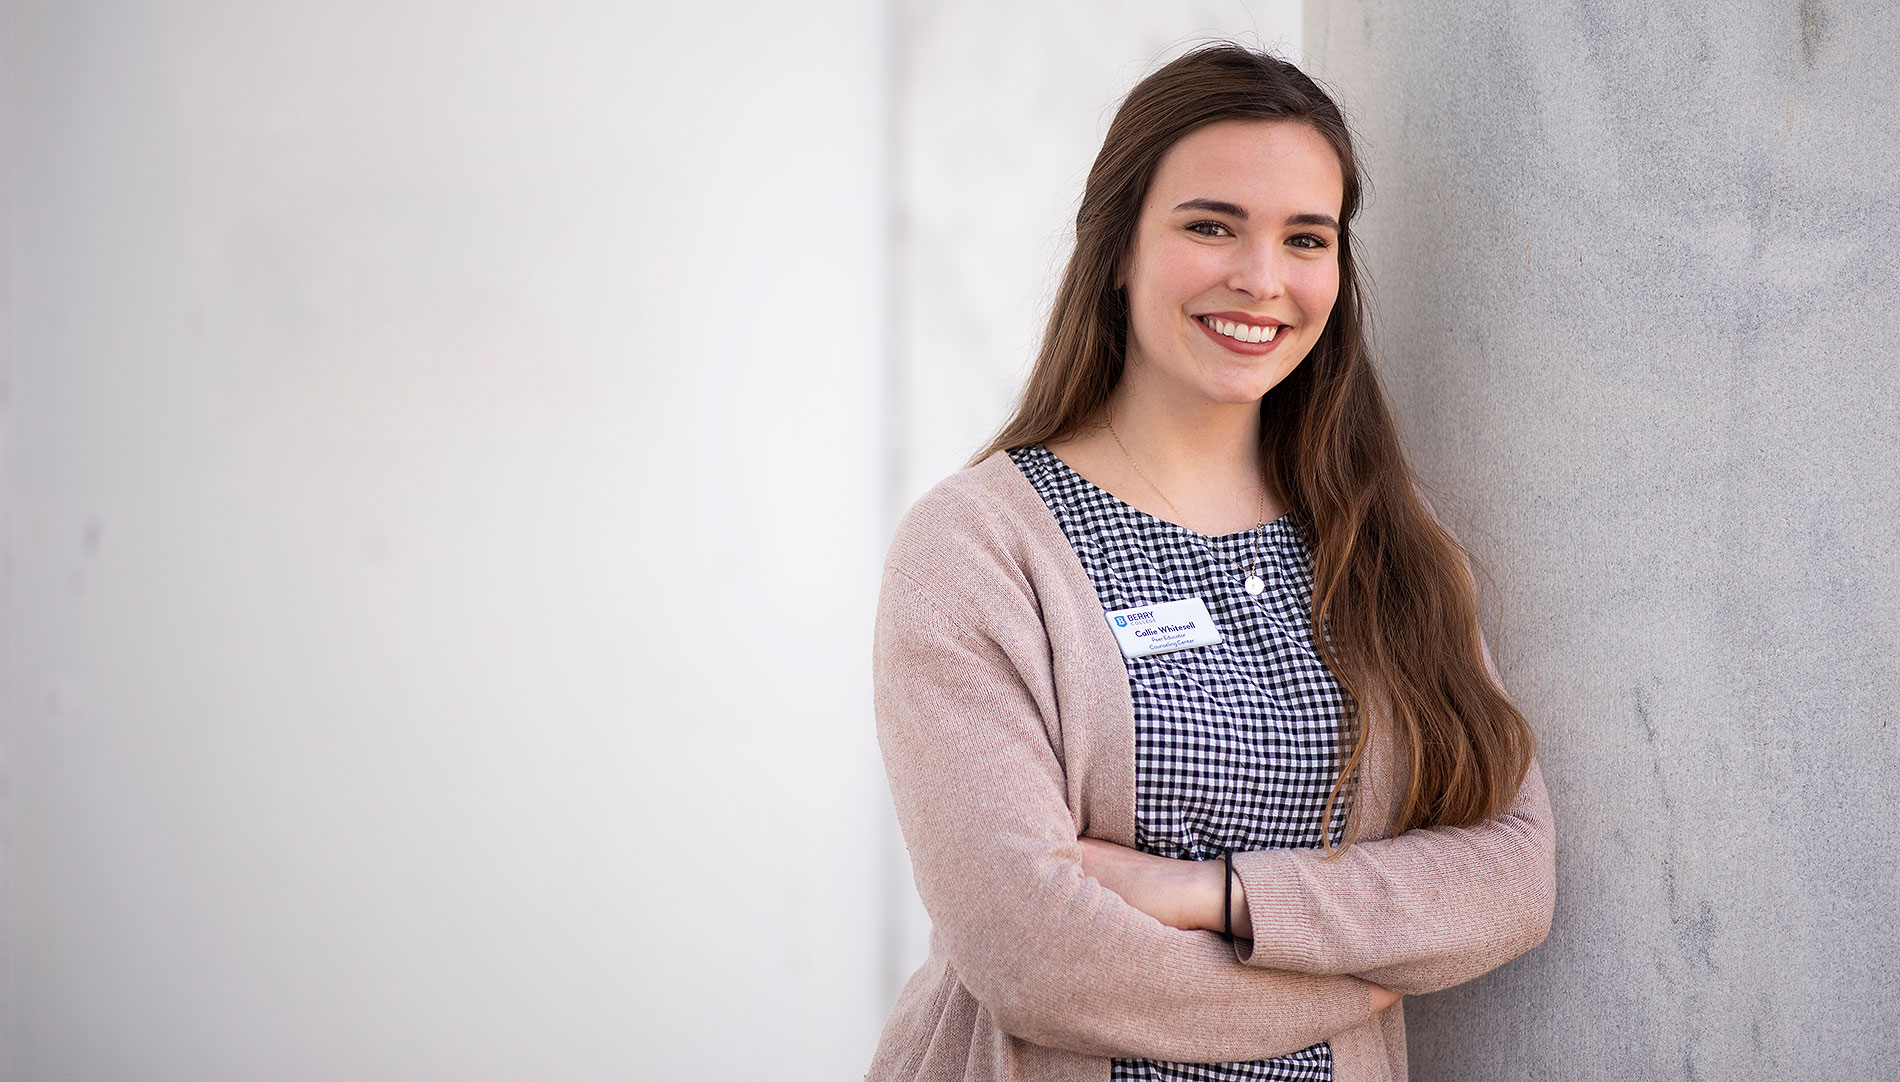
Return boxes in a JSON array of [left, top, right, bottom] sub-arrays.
[[875, 563, 1380, 1060], [1228, 756, 1556, 994]]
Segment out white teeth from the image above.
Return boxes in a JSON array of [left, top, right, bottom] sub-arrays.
[[1203, 317, 1280, 343]]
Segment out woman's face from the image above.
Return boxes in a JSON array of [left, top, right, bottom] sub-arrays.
[[1118, 119, 1345, 410]]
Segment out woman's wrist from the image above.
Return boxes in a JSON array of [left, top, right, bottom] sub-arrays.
[[1074, 837, 1256, 938], [1200, 856, 1253, 939]]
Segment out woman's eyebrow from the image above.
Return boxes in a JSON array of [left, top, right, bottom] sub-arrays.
[[1172, 200, 1341, 233], [1288, 212, 1342, 231], [1174, 198, 1248, 218]]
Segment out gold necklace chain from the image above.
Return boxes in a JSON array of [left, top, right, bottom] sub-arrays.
[[1106, 417, 1269, 596]]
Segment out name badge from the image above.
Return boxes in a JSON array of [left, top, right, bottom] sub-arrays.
[[1104, 598, 1222, 659]]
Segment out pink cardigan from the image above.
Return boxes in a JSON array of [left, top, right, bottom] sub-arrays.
[[869, 452, 1555, 1081]]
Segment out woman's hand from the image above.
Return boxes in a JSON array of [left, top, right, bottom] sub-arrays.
[[1076, 838, 1240, 936], [1078, 838, 1402, 1016]]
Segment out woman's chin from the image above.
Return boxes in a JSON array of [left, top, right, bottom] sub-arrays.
[[1210, 371, 1302, 406]]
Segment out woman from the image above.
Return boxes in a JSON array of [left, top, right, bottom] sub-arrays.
[[870, 44, 1554, 1082]]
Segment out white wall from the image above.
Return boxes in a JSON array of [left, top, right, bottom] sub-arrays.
[[5, 1, 889, 1078], [4, 1, 1306, 1076]]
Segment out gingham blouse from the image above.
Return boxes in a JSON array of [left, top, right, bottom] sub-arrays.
[[1011, 444, 1348, 1082]]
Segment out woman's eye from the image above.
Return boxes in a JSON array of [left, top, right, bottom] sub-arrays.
[[1288, 233, 1333, 250], [1186, 220, 1232, 238]]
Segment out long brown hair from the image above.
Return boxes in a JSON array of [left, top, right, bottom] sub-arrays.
[[973, 43, 1533, 836]]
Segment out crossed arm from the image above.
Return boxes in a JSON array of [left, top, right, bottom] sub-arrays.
[[1074, 839, 1405, 1011], [1076, 741, 1556, 996]]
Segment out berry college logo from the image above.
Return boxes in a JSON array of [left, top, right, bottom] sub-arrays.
[[1114, 615, 1128, 627]]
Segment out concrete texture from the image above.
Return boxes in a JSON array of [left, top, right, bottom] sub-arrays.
[[1306, 2, 1900, 1078]]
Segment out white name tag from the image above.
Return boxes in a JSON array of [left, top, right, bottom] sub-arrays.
[[1104, 598, 1223, 659]]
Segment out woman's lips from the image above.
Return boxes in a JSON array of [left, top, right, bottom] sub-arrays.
[[1195, 314, 1288, 354]]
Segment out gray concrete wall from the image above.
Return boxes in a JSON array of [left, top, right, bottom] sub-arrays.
[[1306, 2, 1899, 1078]]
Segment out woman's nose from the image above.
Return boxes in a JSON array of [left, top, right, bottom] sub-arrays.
[[1227, 245, 1286, 299]]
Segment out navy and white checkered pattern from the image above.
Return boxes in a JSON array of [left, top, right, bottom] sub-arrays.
[[1012, 445, 1347, 1082]]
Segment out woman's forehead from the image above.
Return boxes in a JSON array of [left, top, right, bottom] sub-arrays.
[[1147, 120, 1344, 217]]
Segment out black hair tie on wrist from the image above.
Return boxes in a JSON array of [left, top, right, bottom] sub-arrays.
[[1222, 850, 1235, 943]]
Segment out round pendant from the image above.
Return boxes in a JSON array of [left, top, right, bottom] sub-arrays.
[[1245, 575, 1266, 596]]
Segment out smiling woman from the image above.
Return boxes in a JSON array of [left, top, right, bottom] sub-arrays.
[[869, 44, 1554, 1082], [1118, 119, 1343, 423]]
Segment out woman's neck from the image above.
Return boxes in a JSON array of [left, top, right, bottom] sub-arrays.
[[1047, 384, 1280, 536]]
